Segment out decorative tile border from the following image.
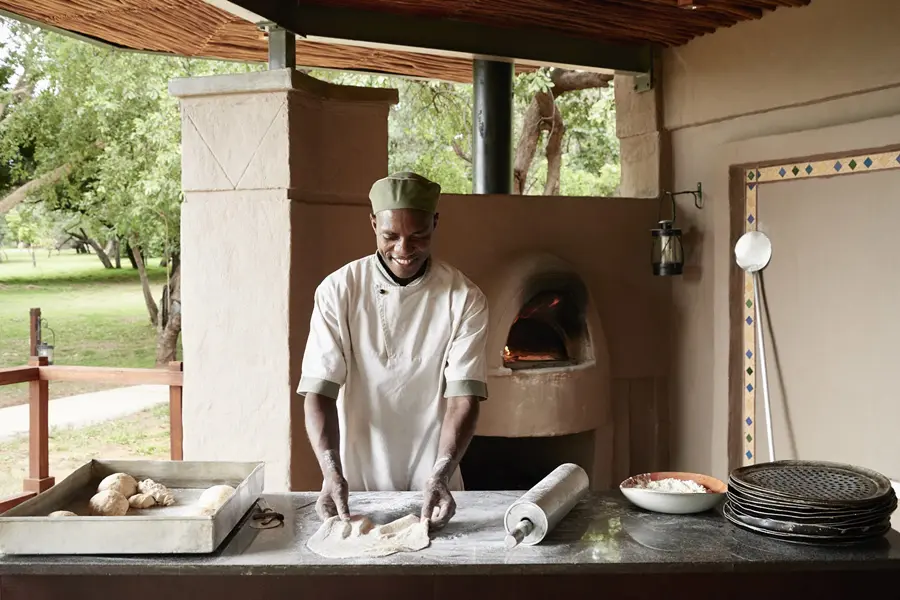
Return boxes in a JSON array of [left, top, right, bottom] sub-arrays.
[[740, 148, 900, 466]]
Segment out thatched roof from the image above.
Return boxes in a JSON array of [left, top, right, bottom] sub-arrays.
[[1, 0, 810, 83]]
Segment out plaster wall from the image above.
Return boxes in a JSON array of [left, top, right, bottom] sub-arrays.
[[663, 0, 900, 481]]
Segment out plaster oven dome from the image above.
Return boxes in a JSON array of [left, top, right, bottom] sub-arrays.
[[477, 253, 611, 438]]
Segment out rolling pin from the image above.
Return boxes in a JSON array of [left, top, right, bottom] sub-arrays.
[[503, 463, 589, 549]]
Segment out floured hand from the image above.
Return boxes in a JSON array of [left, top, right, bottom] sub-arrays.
[[421, 474, 456, 529], [317, 472, 350, 522]]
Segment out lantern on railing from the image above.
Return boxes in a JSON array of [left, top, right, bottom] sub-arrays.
[[36, 318, 56, 365], [651, 184, 703, 277]]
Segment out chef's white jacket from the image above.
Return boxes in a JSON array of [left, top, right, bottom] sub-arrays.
[[297, 254, 489, 492]]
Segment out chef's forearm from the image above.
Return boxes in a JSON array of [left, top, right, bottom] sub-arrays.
[[304, 392, 344, 476], [431, 396, 480, 481]]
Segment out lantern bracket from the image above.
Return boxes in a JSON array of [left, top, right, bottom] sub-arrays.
[[664, 182, 703, 210]]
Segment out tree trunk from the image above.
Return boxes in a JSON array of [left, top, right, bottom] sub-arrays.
[[155, 262, 181, 366], [132, 238, 160, 327], [0, 164, 72, 215], [513, 96, 548, 195], [511, 69, 613, 195], [84, 236, 114, 268], [112, 238, 121, 269], [124, 242, 139, 269], [543, 108, 565, 196]]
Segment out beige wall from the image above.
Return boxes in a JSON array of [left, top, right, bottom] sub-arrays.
[[664, 0, 900, 130], [754, 169, 900, 482], [664, 0, 900, 480]]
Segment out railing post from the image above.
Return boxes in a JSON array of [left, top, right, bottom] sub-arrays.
[[169, 361, 184, 461], [29, 308, 41, 356], [24, 356, 54, 494]]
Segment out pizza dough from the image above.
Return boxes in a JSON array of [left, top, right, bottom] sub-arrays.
[[138, 478, 175, 506], [98, 473, 138, 497], [306, 514, 431, 558], [89, 490, 129, 516], [48, 510, 77, 517], [128, 493, 156, 509], [196, 485, 235, 515]]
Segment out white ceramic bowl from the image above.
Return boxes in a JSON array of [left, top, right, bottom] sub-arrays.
[[619, 471, 727, 515]]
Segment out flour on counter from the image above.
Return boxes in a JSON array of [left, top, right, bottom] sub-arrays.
[[640, 478, 709, 493], [307, 514, 431, 558]]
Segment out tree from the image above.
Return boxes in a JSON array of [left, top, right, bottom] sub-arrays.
[[513, 69, 614, 195], [0, 19, 261, 364]]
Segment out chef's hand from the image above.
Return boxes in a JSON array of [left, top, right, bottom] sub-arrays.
[[421, 474, 456, 529], [317, 471, 350, 522]]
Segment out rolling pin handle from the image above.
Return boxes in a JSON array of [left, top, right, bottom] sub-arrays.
[[505, 518, 535, 549]]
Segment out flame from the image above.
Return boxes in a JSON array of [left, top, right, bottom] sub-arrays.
[[503, 345, 511, 357]]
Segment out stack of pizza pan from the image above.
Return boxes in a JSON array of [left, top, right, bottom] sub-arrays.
[[724, 460, 897, 545]]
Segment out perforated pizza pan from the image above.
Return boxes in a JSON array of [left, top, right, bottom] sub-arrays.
[[725, 492, 895, 526], [729, 460, 894, 505], [723, 502, 892, 546], [727, 475, 897, 512]]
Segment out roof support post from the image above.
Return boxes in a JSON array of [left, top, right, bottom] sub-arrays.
[[265, 24, 295, 70], [472, 60, 514, 194]]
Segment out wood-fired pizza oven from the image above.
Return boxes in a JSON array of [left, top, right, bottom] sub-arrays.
[[459, 254, 612, 491]]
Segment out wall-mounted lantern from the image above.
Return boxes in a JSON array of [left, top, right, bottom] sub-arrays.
[[36, 318, 56, 365], [651, 183, 703, 277]]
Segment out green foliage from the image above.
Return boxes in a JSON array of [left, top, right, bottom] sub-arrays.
[[0, 21, 620, 262], [4, 207, 35, 244], [0, 19, 261, 255], [309, 67, 620, 196]]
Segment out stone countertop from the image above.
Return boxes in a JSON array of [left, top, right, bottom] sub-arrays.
[[1, 491, 899, 576]]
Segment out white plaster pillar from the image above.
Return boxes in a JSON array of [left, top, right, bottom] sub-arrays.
[[615, 63, 665, 199], [170, 69, 397, 491]]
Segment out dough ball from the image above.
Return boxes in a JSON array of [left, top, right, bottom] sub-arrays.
[[128, 493, 156, 509], [138, 479, 175, 507], [89, 490, 129, 516], [98, 473, 138, 497], [48, 510, 77, 518], [196, 485, 235, 515]]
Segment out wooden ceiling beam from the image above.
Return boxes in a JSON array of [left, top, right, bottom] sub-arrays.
[[0, 0, 813, 82], [204, 0, 654, 75]]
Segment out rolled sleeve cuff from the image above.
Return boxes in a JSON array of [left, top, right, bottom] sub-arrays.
[[444, 379, 488, 400], [297, 377, 341, 400]]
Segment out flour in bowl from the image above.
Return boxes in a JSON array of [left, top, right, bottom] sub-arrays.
[[641, 478, 709, 493]]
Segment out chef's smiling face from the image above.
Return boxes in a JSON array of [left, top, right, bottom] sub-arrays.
[[371, 209, 438, 279]]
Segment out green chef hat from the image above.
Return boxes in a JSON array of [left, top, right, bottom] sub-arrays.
[[369, 172, 441, 214]]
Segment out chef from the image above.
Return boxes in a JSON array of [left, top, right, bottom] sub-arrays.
[[297, 171, 489, 530]]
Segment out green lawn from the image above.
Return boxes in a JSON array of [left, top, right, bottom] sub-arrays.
[[0, 404, 170, 498], [0, 248, 170, 408], [0, 248, 174, 498]]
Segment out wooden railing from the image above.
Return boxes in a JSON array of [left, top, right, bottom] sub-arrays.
[[0, 358, 183, 513]]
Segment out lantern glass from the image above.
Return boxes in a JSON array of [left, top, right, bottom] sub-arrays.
[[651, 220, 684, 276], [37, 342, 54, 365]]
